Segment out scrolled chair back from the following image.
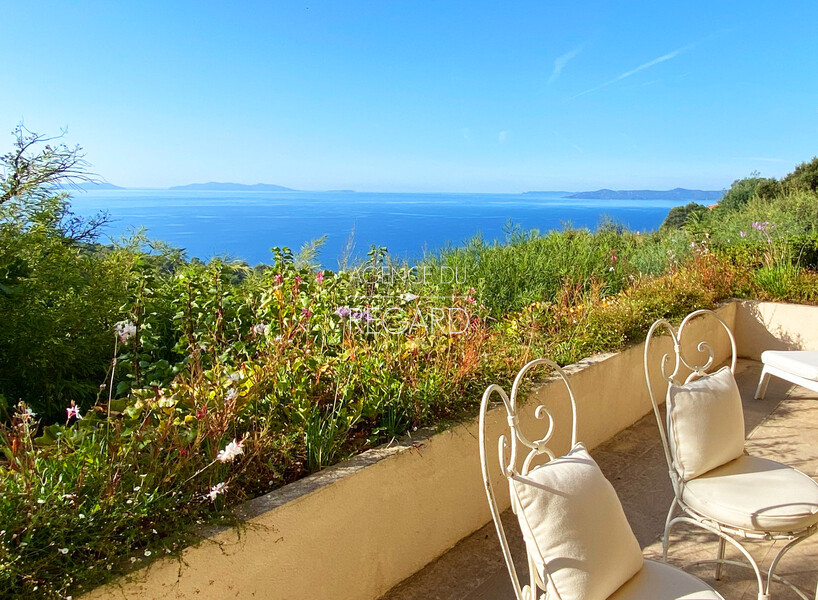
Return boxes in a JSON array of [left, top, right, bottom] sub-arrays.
[[643, 309, 737, 492], [478, 357, 578, 600]]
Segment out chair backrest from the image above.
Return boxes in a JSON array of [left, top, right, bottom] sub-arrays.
[[478, 358, 578, 600], [643, 309, 737, 493]]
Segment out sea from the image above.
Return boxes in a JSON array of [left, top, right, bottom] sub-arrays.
[[71, 190, 692, 267]]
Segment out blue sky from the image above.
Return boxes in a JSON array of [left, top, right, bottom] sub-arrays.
[[2, 1, 817, 192]]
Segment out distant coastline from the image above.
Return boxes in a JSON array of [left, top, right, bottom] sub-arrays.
[[565, 188, 722, 201], [169, 182, 296, 192], [77, 182, 124, 191], [78, 182, 723, 201]]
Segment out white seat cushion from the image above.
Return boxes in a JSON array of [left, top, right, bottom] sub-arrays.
[[682, 454, 818, 532], [511, 444, 644, 600], [608, 559, 723, 600], [667, 367, 745, 482], [761, 350, 818, 382]]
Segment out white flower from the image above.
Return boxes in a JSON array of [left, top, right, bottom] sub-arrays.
[[206, 482, 228, 501], [144, 549, 152, 557], [228, 371, 241, 383], [225, 388, 238, 403], [216, 438, 244, 463], [58, 548, 69, 555], [251, 323, 268, 336], [114, 321, 137, 344]]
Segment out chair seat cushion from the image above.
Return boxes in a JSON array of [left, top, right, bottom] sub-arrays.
[[511, 443, 644, 600], [681, 454, 818, 532], [608, 560, 723, 600], [761, 350, 818, 382]]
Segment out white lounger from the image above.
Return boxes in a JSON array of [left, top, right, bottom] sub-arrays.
[[755, 350, 818, 399]]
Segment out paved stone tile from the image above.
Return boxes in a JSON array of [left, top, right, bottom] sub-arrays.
[[378, 360, 818, 600]]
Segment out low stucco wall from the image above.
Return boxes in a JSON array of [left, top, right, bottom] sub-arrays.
[[85, 303, 749, 600], [734, 300, 818, 359]]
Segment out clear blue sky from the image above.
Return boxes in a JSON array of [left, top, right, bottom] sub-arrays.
[[2, 1, 817, 192]]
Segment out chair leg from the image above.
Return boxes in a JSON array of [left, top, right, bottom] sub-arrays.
[[715, 537, 726, 580], [755, 366, 771, 400], [662, 499, 678, 561], [763, 533, 814, 600]]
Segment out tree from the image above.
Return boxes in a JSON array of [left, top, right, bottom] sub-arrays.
[[0, 126, 130, 421], [0, 125, 109, 242], [782, 157, 818, 193], [716, 173, 779, 213], [661, 202, 708, 230]]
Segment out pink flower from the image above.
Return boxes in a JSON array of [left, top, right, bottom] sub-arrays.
[[205, 482, 227, 501], [273, 274, 283, 284], [66, 401, 82, 422], [740, 231, 746, 238], [301, 308, 312, 318], [216, 438, 244, 463], [316, 271, 324, 284]]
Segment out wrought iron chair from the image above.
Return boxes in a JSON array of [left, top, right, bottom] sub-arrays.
[[644, 309, 818, 600], [479, 357, 724, 600]]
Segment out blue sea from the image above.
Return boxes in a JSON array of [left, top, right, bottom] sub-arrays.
[[71, 190, 691, 267]]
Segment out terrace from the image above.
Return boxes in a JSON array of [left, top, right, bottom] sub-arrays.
[[84, 300, 818, 600], [379, 358, 818, 600]]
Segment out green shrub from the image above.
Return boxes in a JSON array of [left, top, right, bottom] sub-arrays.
[[661, 202, 707, 230], [782, 156, 818, 193]]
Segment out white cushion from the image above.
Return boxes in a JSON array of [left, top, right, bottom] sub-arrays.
[[511, 444, 643, 600], [761, 350, 818, 382], [681, 454, 818, 532], [608, 559, 723, 600], [667, 367, 745, 481]]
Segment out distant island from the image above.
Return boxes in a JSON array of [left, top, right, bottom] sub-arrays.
[[169, 182, 296, 191], [77, 182, 124, 191], [566, 188, 723, 201], [522, 191, 572, 196]]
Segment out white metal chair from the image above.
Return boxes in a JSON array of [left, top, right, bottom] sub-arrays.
[[479, 358, 724, 600], [644, 310, 818, 600], [755, 350, 818, 400]]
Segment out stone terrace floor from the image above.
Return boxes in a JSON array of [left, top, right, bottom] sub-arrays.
[[379, 359, 818, 600]]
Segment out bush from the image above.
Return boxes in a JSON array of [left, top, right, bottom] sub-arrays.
[[661, 202, 708, 230], [716, 174, 779, 213], [782, 156, 818, 193]]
